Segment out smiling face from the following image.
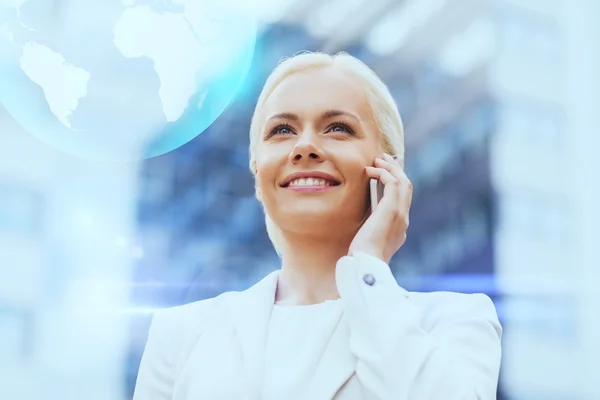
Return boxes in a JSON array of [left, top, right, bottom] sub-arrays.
[[253, 66, 385, 239]]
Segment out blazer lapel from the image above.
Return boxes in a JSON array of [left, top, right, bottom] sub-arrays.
[[306, 310, 357, 399], [226, 269, 279, 399]]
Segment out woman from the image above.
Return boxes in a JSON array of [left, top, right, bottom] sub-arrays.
[[133, 51, 502, 400]]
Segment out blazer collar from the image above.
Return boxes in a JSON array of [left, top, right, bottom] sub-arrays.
[[224, 269, 355, 399], [226, 269, 279, 399]]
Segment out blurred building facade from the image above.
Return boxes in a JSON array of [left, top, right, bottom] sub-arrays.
[[0, 109, 140, 400]]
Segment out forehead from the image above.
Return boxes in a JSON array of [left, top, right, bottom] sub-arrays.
[[261, 67, 371, 121]]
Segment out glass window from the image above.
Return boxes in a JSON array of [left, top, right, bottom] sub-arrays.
[[459, 103, 493, 150], [390, 79, 417, 121], [365, 0, 447, 55], [437, 16, 496, 77], [417, 131, 457, 183], [497, 8, 561, 62], [461, 204, 489, 254], [499, 191, 571, 246], [500, 101, 564, 152]]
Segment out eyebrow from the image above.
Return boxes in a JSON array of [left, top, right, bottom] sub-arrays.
[[266, 109, 361, 123]]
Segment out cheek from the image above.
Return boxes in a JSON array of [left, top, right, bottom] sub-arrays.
[[255, 155, 280, 192], [256, 142, 287, 166], [330, 150, 369, 181], [330, 139, 378, 164]]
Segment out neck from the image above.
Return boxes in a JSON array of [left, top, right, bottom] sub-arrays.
[[275, 229, 356, 306]]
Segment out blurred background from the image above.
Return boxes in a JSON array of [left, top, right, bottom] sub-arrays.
[[1, 0, 599, 399]]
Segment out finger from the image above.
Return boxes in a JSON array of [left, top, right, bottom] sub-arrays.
[[378, 155, 413, 211], [382, 153, 411, 187], [365, 165, 398, 187], [373, 157, 408, 191], [363, 167, 398, 234], [367, 164, 413, 219], [365, 165, 400, 207]]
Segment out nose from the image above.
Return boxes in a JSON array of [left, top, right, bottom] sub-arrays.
[[289, 131, 325, 164]]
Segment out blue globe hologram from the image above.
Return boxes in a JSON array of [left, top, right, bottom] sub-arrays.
[[0, 0, 257, 162]]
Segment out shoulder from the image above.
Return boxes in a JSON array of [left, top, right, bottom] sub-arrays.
[[148, 291, 237, 347], [134, 292, 244, 398], [407, 291, 502, 337], [153, 296, 217, 325]]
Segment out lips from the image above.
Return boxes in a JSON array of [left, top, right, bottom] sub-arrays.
[[280, 171, 341, 187]]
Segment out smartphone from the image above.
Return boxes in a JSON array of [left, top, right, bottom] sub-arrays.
[[369, 178, 385, 213]]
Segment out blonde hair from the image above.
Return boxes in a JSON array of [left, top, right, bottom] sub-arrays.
[[248, 51, 405, 257]]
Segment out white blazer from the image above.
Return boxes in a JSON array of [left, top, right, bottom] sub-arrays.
[[133, 252, 502, 400]]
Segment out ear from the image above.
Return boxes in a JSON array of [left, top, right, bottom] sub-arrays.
[[255, 185, 263, 202], [254, 167, 263, 203]]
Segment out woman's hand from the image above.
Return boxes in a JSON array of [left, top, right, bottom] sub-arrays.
[[348, 153, 413, 263]]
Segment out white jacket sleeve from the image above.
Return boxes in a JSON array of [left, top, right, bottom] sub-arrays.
[[133, 310, 177, 400], [336, 252, 502, 400]]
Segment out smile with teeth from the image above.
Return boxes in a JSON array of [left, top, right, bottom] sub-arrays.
[[288, 178, 337, 187]]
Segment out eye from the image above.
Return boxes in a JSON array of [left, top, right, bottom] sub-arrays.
[[327, 122, 354, 135], [269, 123, 294, 136]]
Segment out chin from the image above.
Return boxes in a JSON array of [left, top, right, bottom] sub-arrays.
[[277, 205, 361, 234], [282, 206, 336, 222]]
